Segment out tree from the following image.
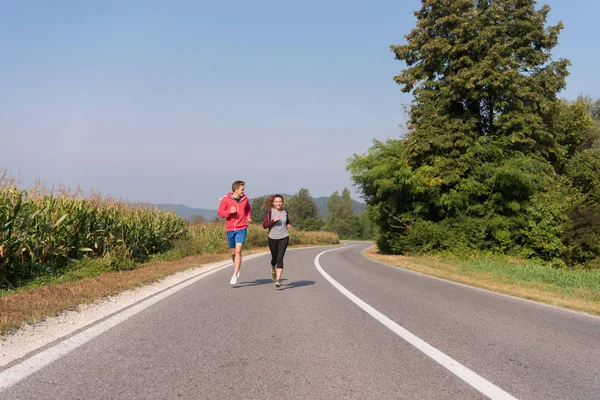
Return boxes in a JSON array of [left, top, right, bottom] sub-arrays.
[[250, 196, 267, 224], [348, 1, 599, 265], [325, 188, 355, 238], [285, 188, 323, 231], [392, 0, 569, 171], [352, 209, 376, 240], [589, 98, 600, 122]]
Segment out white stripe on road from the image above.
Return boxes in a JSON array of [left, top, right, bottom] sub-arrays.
[[315, 246, 518, 400], [0, 261, 234, 392]]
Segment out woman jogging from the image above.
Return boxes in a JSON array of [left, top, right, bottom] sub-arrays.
[[262, 194, 292, 288]]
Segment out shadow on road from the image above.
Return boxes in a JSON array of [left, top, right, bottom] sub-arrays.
[[235, 279, 316, 290], [278, 280, 316, 290], [238, 278, 274, 287]]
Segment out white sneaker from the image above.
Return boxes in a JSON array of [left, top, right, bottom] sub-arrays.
[[236, 270, 240, 278], [230, 275, 238, 285]]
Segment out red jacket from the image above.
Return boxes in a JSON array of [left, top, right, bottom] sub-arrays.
[[218, 192, 251, 231]]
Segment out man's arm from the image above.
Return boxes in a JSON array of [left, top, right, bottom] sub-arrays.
[[217, 198, 231, 218]]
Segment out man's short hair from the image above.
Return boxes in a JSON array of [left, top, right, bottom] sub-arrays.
[[232, 180, 245, 191]]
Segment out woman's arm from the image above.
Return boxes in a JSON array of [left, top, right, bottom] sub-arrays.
[[263, 210, 275, 229]]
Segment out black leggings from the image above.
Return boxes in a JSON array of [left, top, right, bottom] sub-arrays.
[[268, 236, 289, 269]]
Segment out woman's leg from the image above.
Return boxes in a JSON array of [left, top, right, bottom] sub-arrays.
[[275, 236, 289, 282], [268, 237, 278, 280]]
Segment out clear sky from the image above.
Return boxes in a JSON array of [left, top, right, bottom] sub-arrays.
[[1, 1, 598, 209]]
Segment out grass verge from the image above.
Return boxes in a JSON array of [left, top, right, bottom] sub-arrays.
[[364, 246, 600, 316], [0, 225, 340, 336], [0, 249, 271, 336]]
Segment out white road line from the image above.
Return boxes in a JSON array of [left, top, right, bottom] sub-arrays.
[[0, 262, 233, 392], [360, 246, 600, 321], [315, 246, 519, 400]]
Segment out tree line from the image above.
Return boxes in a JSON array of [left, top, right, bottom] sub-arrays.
[[347, 0, 600, 268], [249, 188, 374, 240]]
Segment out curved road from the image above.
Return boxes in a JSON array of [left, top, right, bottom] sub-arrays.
[[1, 242, 599, 399]]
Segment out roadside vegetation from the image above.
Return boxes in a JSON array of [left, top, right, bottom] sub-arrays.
[[0, 177, 339, 334], [3, 0, 600, 335], [365, 247, 600, 316], [250, 187, 374, 240], [350, 1, 600, 316], [350, 0, 600, 296]]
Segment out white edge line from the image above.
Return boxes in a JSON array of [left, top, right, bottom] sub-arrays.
[[315, 246, 518, 400], [0, 244, 342, 391], [0, 260, 234, 392], [359, 246, 600, 321]]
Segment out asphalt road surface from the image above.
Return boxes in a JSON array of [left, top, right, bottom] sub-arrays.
[[1, 242, 599, 399]]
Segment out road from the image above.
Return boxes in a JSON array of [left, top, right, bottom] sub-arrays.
[[1, 242, 599, 399]]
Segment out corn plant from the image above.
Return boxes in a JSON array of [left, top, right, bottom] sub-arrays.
[[0, 186, 188, 289]]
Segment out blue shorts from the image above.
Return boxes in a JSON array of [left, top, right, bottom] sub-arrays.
[[227, 229, 247, 248]]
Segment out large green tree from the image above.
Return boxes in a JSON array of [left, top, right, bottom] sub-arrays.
[[394, 0, 569, 166], [286, 188, 323, 231], [325, 188, 355, 238], [348, 0, 599, 265], [250, 196, 267, 224]]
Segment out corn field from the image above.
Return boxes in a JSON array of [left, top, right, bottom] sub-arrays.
[[0, 169, 340, 291], [0, 186, 188, 289]]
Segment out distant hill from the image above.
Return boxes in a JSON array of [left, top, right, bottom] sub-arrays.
[[151, 196, 366, 222], [151, 204, 218, 221]]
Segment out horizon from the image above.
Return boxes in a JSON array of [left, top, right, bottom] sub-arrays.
[[152, 191, 367, 210], [2, 0, 598, 209]]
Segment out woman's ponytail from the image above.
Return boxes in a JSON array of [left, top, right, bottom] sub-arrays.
[[262, 194, 283, 209]]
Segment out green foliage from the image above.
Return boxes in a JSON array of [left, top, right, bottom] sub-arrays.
[[563, 203, 600, 265], [392, 0, 569, 166], [520, 178, 581, 262], [348, 1, 600, 267], [566, 148, 600, 204], [351, 211, 376, 240], [0, 188, 188, 289], [299, 217, 325, 231], [285, 189, 324, 231], [323, 188, 374, 240], [325, 189, 354, 238], [250, 196, 267, 224], [2, 222, 340, 294], [458, 256, 600, 295]]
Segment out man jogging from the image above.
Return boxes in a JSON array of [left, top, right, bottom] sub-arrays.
[[218, 180, 251, 285]]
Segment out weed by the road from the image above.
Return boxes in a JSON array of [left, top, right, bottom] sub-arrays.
[[364, 247, 600, 316]]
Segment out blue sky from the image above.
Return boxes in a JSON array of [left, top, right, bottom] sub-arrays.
[[1, 1, 598, 209]]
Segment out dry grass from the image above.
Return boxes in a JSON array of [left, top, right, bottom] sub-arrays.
[[364, 246, 600, 316], [294, 230, 339, 244], [0, 251, 238, 335], [0, 219, 339, 336], [4, 239, 596, 337], [0, 245, 313, 336]]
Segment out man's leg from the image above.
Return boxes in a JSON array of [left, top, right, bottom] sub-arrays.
[[227, 231, 238, 284], [233, 243, 243, 277]]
